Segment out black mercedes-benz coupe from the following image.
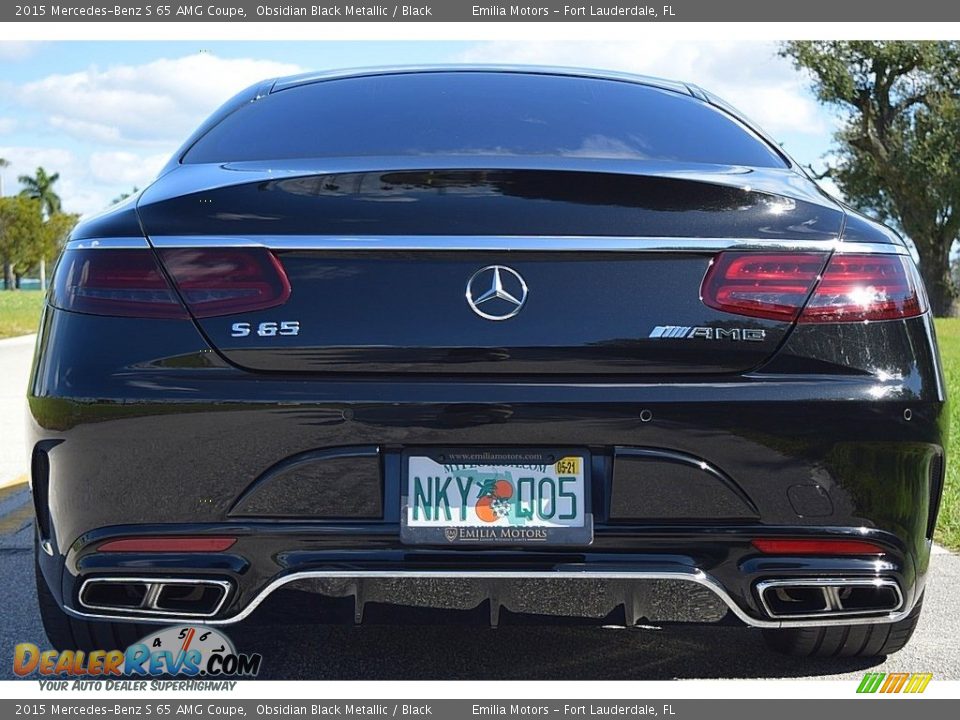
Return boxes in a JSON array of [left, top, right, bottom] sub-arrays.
[[29, 66, 946, 659]]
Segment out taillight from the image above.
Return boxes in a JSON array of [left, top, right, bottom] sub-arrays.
[[158, 248, 291, 318], [701, 251, 927, 323], [798, 254, 927, 323], [52, 249, 189, 319], [52, 247, 291, 319], [701, 252, 828, 322]]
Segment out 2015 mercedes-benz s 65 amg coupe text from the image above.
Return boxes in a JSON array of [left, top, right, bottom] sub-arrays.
[[30, 66, 946, 659]]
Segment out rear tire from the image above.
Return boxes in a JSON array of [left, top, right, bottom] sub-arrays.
[[761, 596, 924, 658], [35, 536, 150, 651]]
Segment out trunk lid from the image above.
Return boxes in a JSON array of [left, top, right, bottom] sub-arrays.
[[138, 161, 843, 376]]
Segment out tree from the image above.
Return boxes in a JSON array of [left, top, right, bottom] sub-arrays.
[[0, 196, 44, 290], [18, 166, 64, 290], [39, 211, 78, 263], [19, 166, 61, 219], [781, 41, 960, 315]]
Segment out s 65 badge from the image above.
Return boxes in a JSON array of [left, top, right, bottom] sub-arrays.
[[231, 321, 301, 338]]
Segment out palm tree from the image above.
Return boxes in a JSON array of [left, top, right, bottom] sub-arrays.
[[18, 167, 62, 291], [19, 167, 61, 218]]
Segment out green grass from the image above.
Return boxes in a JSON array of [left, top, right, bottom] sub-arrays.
[[934, 318, 960, 550], [0, 290, 44, 339]]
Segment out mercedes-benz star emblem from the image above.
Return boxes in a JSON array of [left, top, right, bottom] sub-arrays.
[[465, 265, 528, 321]]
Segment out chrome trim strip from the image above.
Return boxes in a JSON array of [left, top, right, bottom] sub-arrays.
[[65, 570, 915, 629], [78, 577, 233, 619], [756, 577, 904, 620], [66, 237, 149, 250], [147, 235, 909, 256]]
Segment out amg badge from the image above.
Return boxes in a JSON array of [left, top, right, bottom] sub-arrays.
[[649, 325, 766, 342]]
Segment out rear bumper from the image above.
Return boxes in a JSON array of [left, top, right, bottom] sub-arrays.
[[62, 562, 920, 630], [28, 308, 946, 630], [56, 520, 928, 629]]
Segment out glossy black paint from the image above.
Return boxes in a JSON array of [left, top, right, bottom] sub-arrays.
[[135, 166, 844, 239], [29, 67, 946, 630], [29, 304, 944, 624], [200, 250, 793, 375]]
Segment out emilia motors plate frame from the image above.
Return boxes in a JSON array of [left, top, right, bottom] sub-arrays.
[[400, 447, 594, 546]]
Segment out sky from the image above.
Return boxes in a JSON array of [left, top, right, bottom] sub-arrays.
[[0, 40, 843, 217]]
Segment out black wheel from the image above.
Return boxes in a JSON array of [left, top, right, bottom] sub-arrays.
[[35, 536, 150, 651], [761, 596, 924, 658]]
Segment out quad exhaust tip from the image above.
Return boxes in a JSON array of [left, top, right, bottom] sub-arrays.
[[757, 578, 903, 620], [79, 577, 231, 618]]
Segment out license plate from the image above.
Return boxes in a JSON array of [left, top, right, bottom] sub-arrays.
[[401, 449, 593, 545]]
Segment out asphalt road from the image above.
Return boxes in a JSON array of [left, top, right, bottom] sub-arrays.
[[2, 334, 959, 681]]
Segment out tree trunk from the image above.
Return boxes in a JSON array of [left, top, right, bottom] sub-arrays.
[[917, 237, 954, 317], [2, 261, 13, 291], [14, 273, 21, 290]]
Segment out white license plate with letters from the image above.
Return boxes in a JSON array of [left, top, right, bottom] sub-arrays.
[[401, 449, 593, 545]]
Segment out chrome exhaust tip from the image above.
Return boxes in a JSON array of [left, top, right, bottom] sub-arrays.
[[757, 578, 903, 620], [78, 577, 231, 618]]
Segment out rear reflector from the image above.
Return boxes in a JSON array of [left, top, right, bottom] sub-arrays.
[[701, 251, 927, 323], [52, 247, 291, 319], [98, 537, 237, 553], [751, 538, 886, 555]]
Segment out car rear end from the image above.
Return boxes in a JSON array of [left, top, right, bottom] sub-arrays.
[[29, 68, 946, 656]]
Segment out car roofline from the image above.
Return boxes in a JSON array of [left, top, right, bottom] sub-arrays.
[[268, 64, 696, 97]]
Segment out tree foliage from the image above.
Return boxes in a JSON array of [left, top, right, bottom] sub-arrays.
[[781, 41, 960, 315], [0, 166, 76, 289], [19, 166, 62, 219], [0, 195, 44, 288]]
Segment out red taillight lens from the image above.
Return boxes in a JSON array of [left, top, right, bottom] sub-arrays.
[[158, 248, 291, 318], [701, 251, 927, 324], [701, 252, 828, 322], [751, 538, 886, 556], [798, 254, 927, 323], [52, 249, 189, 319], [98, 537, 237, 553], [52, 247, 291, 319]]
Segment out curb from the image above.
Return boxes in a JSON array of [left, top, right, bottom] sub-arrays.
[[0, 333, 37, 348]]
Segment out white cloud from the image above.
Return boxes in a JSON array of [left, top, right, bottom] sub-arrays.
[[18, 52, 303, 147], [457, 41, 829, 138], [0, 145, 80, 199], [4, 52, 304, 215], [88, 151, 169, 186], [0, 42, 43, 61], [0, 145, 160, 215]]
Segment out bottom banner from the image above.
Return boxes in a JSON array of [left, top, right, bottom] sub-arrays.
[[2, 700, 954, 719]]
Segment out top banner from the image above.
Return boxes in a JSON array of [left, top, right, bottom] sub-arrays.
[[5, 0, 960, 22]]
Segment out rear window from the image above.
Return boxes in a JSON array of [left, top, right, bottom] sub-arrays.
[[183, 72, 787, 168]]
